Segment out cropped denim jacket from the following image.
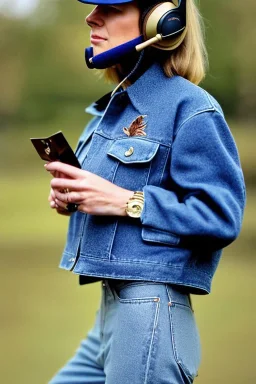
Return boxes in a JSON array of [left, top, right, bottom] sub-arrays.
[[59, 63, 245, 294]]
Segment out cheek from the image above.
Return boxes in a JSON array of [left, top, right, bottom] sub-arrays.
[[124, 15, 140, 37], [110, 19, 140, 46]]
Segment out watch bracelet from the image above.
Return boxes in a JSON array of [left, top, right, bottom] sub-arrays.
[[125, 191, 144, 217], [129, 191, 144, 202]]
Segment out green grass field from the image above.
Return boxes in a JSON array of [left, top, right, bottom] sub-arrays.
[[1, 118, 255, 383]]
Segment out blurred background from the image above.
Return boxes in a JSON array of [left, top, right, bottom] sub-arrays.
[[0, 0, 255, 383]]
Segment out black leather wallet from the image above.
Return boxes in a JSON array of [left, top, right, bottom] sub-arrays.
[[30, 131, 81, 168]]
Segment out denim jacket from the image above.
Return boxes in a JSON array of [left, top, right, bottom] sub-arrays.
[[59, 63, 245, 294]]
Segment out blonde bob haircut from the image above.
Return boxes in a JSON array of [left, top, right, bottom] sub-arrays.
[[102, 0, 208, 86]]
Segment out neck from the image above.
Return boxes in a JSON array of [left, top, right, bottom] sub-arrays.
[[115, 51, 141, 82], [118, 47, 161, 87]]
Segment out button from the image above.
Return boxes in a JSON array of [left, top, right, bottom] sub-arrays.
[[69, 258, 76, 262], [125, 147, 134, 157]]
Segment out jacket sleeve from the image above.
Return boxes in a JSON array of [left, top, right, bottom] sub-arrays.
[[141, 110, 246, 250]]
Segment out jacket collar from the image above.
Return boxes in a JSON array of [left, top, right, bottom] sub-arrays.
[[126, 62, 174, 115], [85, 91, 112, 117], [86, 63, 174, 117]]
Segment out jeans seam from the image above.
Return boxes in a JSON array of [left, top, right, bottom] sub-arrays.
[[144, 299, 160, 384], [166, 286, 194, 382]]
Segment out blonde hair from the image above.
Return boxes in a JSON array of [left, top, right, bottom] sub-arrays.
[[102, 0, 208, 86]]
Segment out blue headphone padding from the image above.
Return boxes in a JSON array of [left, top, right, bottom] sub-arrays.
[[85, 35, 144, 69], [85, 47, 95, 68]]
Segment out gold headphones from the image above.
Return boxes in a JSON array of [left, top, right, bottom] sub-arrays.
[[136, 1, 187, 52]]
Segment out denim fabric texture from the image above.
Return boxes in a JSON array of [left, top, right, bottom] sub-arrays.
[[49, 281, 201, 384], [59, 62, 245, 294]]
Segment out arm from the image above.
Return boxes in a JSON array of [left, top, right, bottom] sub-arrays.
[[45, 163, 133, 216], [141, 111, 246, 250]]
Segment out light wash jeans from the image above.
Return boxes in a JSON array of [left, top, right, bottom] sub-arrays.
[[49, 281, 201, 384]]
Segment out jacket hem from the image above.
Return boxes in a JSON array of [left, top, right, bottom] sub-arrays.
[[59, 254, 212, 295]]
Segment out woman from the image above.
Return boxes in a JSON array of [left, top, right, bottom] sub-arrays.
[[47, 0, 245, 383]]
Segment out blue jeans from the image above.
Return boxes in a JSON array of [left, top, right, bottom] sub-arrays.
[[49, 281, 201, 384]]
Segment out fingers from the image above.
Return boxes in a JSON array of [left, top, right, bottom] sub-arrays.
[[56, 206, 72, 216], [54, 189, 82, 204], [54, 198, 67, 211], [45, 162, 83, 180], [49, 194, 73, 215], [48, 188, 68, 211], [46, 171, 77, 215], [48, 188, 56, 201], [48, 188, 56, 208], [50, 201, 56, 209], [50, 178, 83, 191]]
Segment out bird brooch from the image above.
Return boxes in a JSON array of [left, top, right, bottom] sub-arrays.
[[123, 115, 147, 137]]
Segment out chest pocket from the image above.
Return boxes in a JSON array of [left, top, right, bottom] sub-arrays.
[[107, 138, 159, 190], [108, 138, 159, 164]]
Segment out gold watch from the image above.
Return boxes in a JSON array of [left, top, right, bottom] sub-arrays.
[[125, 191, 144, 218]]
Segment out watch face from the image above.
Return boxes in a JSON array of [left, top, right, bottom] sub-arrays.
[[127, 201, 143, 218]]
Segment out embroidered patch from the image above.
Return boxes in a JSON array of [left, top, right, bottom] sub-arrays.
[[123, 115, 147, 137]]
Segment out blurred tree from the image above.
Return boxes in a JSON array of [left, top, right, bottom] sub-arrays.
[[201, 0, 256, 119], [0, 1, 111, 126], [201, 2, 240, 116], [0, 0, 255, 127]]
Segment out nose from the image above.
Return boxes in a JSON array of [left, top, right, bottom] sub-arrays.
[[86, 6, 104, 28]]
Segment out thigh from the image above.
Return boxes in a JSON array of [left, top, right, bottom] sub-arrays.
[[105, 282, 201, 384], [48, 311, 106, 384]]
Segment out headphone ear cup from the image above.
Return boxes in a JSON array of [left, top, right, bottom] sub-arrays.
[[142, 3, 176, 39], [142, 1, 187, 51]]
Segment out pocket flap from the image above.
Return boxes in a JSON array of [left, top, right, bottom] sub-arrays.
[[142, 226, 180, 246], [108, 138, 159, 164]]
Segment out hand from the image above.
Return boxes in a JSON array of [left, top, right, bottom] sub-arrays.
[[48, 187, 72, 216], [45, 162, 134, 216], [46, 167, 72, 216]]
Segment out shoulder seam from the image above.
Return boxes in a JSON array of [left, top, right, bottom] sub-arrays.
[[203, 89, 216, 109], [175, 107, 223, 138]]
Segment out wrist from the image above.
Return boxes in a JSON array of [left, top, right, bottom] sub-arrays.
[[116, 190, 134, 216]]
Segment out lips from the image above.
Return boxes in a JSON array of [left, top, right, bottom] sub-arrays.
[[90, 34, 107, 44]]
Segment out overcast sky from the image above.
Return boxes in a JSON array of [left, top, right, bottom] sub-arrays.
[[0, 0, 40, 17]]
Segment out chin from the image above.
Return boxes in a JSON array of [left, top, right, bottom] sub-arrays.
[[92, 42, 110, 57], [92, 48, 104, 56]]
